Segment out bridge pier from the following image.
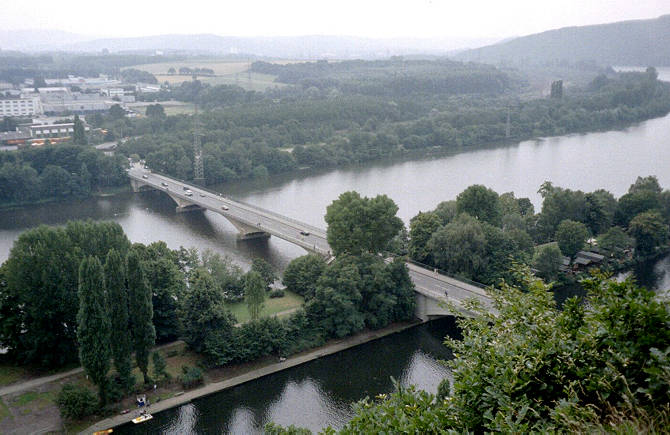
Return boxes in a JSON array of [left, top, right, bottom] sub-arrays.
[[130, 179, 155, 193], [165, 193, 206, 213], [226, 218, 271, 240]]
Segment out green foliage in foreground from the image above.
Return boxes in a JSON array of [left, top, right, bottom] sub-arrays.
[[56, 384, 97, 420], [269, 269, 670, 433]]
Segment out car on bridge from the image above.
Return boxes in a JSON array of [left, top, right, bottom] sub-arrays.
[[300, 231, 310, 236], [161, 182, 168, 187], [142, 175, 148, 179], [185, 189, 193, 196], [221, 205, 229, 211]]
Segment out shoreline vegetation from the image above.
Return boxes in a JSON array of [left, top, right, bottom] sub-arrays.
[[82, 320, 420, 434]]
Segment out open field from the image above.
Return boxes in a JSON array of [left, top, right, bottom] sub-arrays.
[[226, 290, 304, 324], [126, 58, 302, 91]]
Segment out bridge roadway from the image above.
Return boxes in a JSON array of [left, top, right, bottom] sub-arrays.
[[128, 165, 495, 318]]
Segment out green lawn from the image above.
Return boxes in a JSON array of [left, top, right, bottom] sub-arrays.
[[226, 290, 304, 324]]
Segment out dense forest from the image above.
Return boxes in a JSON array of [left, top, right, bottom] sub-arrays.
[[118, 66, 670, 186], [0, 144, 127, 206]]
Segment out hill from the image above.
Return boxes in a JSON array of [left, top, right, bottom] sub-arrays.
[[456, 15, 670, 67]]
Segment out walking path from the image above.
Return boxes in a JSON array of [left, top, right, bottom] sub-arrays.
[[0, 307, 301, 399], [81, 320, 422, 434], [0, 341, 184, 398]]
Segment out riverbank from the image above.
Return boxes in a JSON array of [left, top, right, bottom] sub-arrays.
[[82, 319, 422, 434], [0, 185, 130, 211]]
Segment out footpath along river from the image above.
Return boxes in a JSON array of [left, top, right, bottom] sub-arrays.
[[1, 67, 669, 433]]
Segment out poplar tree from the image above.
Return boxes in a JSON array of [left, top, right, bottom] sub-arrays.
[[77, 256, 111, 405], [244, 270, 266, 321], [72, 114, 87, 145], [127, 250, 155, 384], [105, 249, 133, 391]]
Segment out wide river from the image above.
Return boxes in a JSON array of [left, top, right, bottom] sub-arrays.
[[2, 67, 670, 433]]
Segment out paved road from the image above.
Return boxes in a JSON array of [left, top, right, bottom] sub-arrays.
[[129, 165, 331, 256], [129, 166, 494, 313]]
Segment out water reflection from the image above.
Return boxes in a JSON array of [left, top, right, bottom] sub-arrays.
[[117, 317, 459, 434]]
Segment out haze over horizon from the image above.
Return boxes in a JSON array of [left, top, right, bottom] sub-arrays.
[[2, 0, 669, 42]]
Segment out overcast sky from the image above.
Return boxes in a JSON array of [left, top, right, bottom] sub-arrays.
[[2, 0, 669, 39]]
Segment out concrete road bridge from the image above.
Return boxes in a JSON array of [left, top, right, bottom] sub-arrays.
[[128, 165, 495, 320]]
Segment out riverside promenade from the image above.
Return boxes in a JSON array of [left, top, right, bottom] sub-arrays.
[[82, 320, 422, 434]]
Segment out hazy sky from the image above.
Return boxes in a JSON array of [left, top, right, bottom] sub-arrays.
[[3, 0, 670, 39]]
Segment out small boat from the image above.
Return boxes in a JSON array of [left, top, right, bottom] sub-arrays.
[[132, 413, 153, 424]]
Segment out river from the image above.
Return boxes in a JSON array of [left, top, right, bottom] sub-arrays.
[[1, 67, 670, 433]]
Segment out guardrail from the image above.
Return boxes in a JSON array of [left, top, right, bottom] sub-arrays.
[[142, 169, 327, 236]]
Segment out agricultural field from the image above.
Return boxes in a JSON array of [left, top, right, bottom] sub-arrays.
[[126, 59, 301, 91]]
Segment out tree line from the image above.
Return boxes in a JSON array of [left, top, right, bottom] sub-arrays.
[[405, 175, 670, 286], [0, 144, 127, 206], [118, 69, 670, 187]]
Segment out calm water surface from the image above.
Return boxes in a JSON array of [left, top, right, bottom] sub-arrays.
[[1, 69, 670, 432]]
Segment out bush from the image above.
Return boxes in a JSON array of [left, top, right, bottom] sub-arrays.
[[56, 383, 98, 420], [180, 365, 204, 389], [269, 289, 285, 298], [437, 378, 450, 401]]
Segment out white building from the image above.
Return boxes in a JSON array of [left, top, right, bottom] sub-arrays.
[[0, 96, 43, 117]]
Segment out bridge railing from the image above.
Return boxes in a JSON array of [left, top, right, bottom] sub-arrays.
[[143, 169, 327, 236], [389, 255, 489, 290]]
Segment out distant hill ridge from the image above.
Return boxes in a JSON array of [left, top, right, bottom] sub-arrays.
[[456, 14, 670, 67]]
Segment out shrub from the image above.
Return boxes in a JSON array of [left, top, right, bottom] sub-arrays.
[[56, 383, 98, 420], [269, 289, 285, 298], [180, 365, 203, 389]]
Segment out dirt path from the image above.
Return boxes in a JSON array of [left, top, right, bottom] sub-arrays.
[[0, 341, 184, 398]]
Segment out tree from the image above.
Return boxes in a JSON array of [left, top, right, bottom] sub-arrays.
[[597, 226, 633, 254], [135, 242, 185, 343], [282, 255, 326, 299], [408, 211, 442, 264], [628, 211, 669, 258], [325, 191, 403, 256], [72, 115, 87, 145], [251, 258, 277, 289], [532, 244, 563, 281], [145, 103, 166, 119], [245, 271, 266, 321], [427, 214, 487, 281], [456, 185, 502, 227], [1, 116, 17, 133], [201, 250, 245, 302], [108, 104, 125, 120], [555, 220, 588, 262], [104, 249, 133, 391], [305, 257, 365, 338], [536, 186, 587, 243], [127, 250, 155, 384], [77, 256, 111, 405], [180, 268, 236, 363], [584, 189, 617, 235]]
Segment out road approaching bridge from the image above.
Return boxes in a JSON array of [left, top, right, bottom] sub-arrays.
[[128, 165, 495, 319]]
